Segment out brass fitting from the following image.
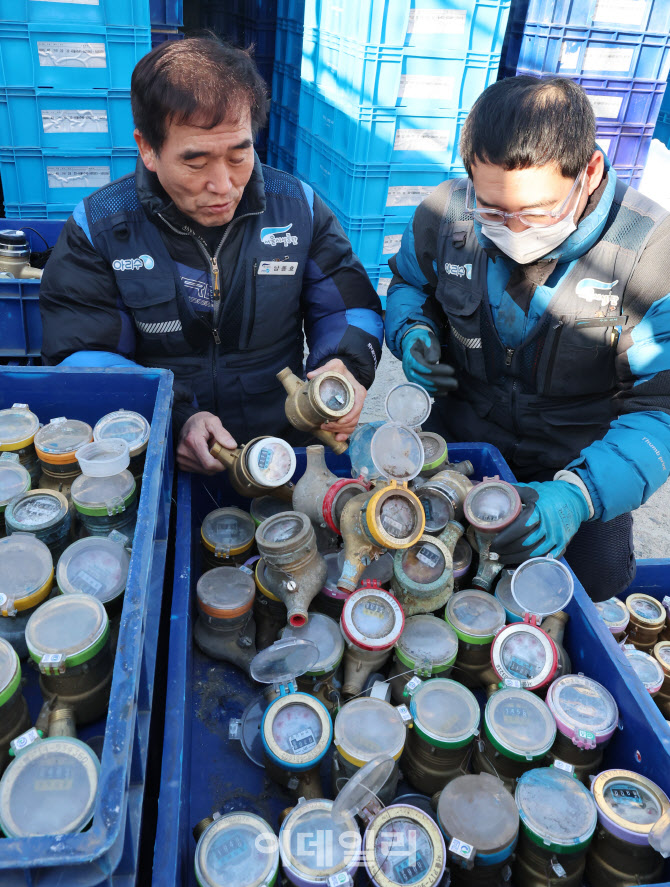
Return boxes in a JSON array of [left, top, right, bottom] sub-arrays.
[[277, 367, 354, 455], [210, 438, 294, 501]]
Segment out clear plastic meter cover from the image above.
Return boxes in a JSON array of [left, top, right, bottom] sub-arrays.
[[0, 457, 30, 508], [195, 812, 278, 887], [334, 697, 406, 764], [58, 535, 130, 603], [437, 773, 519, 856], [0, 533, 53, 607], [317, 374, 352, 413], [0, 637, 20, 707], [283, 612, 344, 675], [485, 688, 556, 760], [595, 597, 630, 633], [34, 419, 92, 456], [250, 637, 320, 686], [6, 490, 68, 530], [492, 624, 556, 687], [94, 410, 150, 457], [246, 437, 296, 487], [463, 480, 521, 532], [417, 485, 454, 534], [202, 508, 255, 554], [400, 541, 446, 585], [625, 647, 664, 692], [280, 799, 360, 879], [75, 439, 130, 477], [348, 421, 385, 482], [395, 615, 458, 671], [26, 594, 108, 666], [367, 807, 444, 887], [196, 567, 256, 618], [370, 422, 424, 483], [546, 675, 618, 745], [515, 767, 597, 851], [0, 406, 39, 448], [384, 382, 432, 428], [411, 678, 480, 746], [511, 557, 574, 618], [446, 590, 506, 644], [341, 588, 404, 650], [332, 755, 396, 822], [70, 471, 135, 515], [250, 496, 290, 525], [0, 737, 99, 836]]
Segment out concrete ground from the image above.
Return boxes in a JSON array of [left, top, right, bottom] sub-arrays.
[[362, 346, 670, 560]]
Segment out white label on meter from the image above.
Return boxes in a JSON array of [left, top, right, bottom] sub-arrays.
[[553, 759, 575, 775], [383, 234, 402, 254], [42, 109, 109, 134], [592, 0, 647, 27], [583, 45, 634, 72], [38, 41, 107, 68], [450, 837, 476, 861], [408, 9, 466, 33], [394, 130, 450, 152], [588, 94, 623, 118], [377, 278, 392, 296], [257, 261, 298, 276], [289, 729, 316, 753], [398, 75, 455, 101], [416, 546, 441, 567], [11, 403, 28, 409], [387, 186, 435, 208], [47, 166, 111, 189]]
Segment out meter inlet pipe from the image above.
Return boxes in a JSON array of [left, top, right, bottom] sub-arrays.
[[292, 445, 369, 535], [210, 437, 295, 501], [277, 367, 355, 455], [255, 512, 327, 628]]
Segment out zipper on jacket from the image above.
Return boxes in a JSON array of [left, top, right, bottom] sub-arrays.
[[543, 318, 565, 395], [505, 347, 515, 367]]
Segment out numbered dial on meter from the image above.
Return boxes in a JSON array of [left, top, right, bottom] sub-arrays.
[[341, 588, 405, 651], [195, 812, 279, 887], [491, 622, 558, 690], [592, 770, 670, 842], [364, 806, 446, 887], [463, 480, 521, 533]]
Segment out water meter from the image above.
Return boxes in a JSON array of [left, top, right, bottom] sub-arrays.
[[278, 366, 355, 456], [464, 479, 522, 593], [93, 409, 150, 482], [57, 533, 130, 616], [0, 403, 40, 484], [340, 584, 404, 697], [201, 506, 256, 570], [653, 640, 670, 717], [194, 566, 257, 673], [391, 530, 461, 617], [510, 557, 574, 618], [624, 645, 664, 696], [0, 453, 30, 536], [594, 597, 630, 640], [445, 589, 506, 690], [625, 593, 666, 652], [418, 431, 449, 474], [35, 417, 92, 496], [193, 811, 279, 887], [388, 614, 459, 703], [491, 619, 559, 693], [211, 436, 296, 500], [282, 612, 344, 711], [363, 802, 447, 887], [495, 570, 526, 623], [0, 638, 30, 772], [4, 487, 70, 561], [71, 467, 137, 539], [0, 533, 53, 658]]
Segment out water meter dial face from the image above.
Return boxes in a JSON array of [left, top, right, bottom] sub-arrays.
[[369, 813, 440, 886], [624, 648, 664, 692], [418, 432, 447, 467], [202, 507, 255, 554], [9, 491, 66, 529], [262, 514, 303, 544], [463, 481, 521, 533], [604, 781, 663, 826], [58, 537, 129, 603], [318, 376, 352, 413], [627, 594, 665, 626], [342, 589, 404, 650], [379, 494, 419, 539], [418, 487, 453, 534], [453, 537, 473, 578], [280, 800, 360, 879], [247, 438, 295, 487], [593, 770, 670, 841], [491, 624, 557, 690], [270, 701, 323, 756], [196, 812, 278, 887], [595, 597, 629, 632], [400, 542, 446, 585]]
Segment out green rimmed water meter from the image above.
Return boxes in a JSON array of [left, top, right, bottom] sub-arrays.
[[0, 638, 30, 772], [445, 589, 506, 690], [388, 614, 459, 703]]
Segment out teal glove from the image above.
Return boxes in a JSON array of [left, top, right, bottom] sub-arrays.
[[490, 480, 590, 563], [401, 327, 457, 395]]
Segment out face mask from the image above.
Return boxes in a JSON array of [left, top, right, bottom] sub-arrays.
[[481, 175, 587, 265]]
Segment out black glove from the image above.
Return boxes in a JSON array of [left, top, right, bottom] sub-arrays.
[[402, 328, 458, 395]]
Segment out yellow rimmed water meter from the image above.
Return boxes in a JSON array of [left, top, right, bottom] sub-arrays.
[[387, 614, 459, 703], [201, 506, 257, 570], [436, 772, 519, 886], [25, 594, 112, 724], [586, 769, 670, 887], [445, 589, 506, 690], [34, 416, 92, 496], [471, 688, 557, 794], [193, 810, 279, 887], [93, 409, 150, 484], [0, 453, 31, 537], [194, 565, 257, 673], [281, 612, 344, 713], [211, 436, 296, 500], [0, 727, 99, 837], [0, 533, 53, 658], [463, 478, 522, 592], [0, 403, 41, 484], [332, 695, 409, 806], [338, 423, 426, 593], [0, 639, 30, 772], [250, 638, 333, 800], [402, 676, 480, 796]]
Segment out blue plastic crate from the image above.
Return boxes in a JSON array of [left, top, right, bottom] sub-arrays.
[[295, 127, 462, 217], [268, 101, 298, 156], [363, 262, 393, 306], [0, 0, 149, 27], [525, 0, 670, 31], [277, 0, 304, 24], [151, 0, 183, 27], [151, 27, 184, 49], [0, 365, 174, 886], [0, 23, 151, 90], [3, 202, 77, 220], [655, 109, 670, 149], [0, 88, 135, 150], [304, 0, 511, 54], [267, 142, 296, 174], [0, 146, 137, 212], [271, 59, 302, 110], [610, 165, 645, 190], [245, 23, 277, 58], [597, 122, 654, 170], [517, 22, 670, 81], [276, 15, 304, 71], [324, 206, 410, 269], [301, 27, 502, 111], [0, 219, 64, 357]]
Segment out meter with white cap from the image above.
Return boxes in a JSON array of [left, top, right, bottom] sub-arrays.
[[514, 766, 597, 887], [193, 810, 279, 887], [445, 589, 506, 690], [587, 769, 670, 887], [437, 772, 519, 881], [490, 618, 559, 694], [337, 423, 426, 593], [0, 728, 99, 837], [402, 676, 480, 795], [545, 675, 618, 784], [281, 613, 344, 712], [463, 479, 522, 593], [623, 645, 664, 696], [594, 597, 630, 640], [340, 584, 404, 698], [35, 417, 92, 496], [0, 638, 30, 771], [0, 403, 40, 484], [94, 409, 150, 482], [25, 594, 112, 724], [472, 687, 556, 794], [0, 453, 30, 536], [71, 439, 138, 538], [332, 696, 409, 806], [0, 533, 53, 658], [387, 614, 459, 703], [211, 436, 296, 501], [201, 506, 257, 570], [250, 638, 332, 799]]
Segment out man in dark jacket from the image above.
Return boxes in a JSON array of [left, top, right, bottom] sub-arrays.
[[40, 37, 383, 474], [385, 76, 670, 599]]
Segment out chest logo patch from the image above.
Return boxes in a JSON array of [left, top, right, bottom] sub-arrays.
[[444, 262, 472, 279], [576, 278, 619, 310], [112, 254, 154, 271], [260, 224, 298, 247]]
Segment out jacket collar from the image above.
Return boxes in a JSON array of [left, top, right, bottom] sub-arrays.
[[134, 151, 267, 232]]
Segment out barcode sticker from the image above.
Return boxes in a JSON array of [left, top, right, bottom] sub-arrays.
[[398, 75, 455, 101], [408, 9, 466, 34], [383, 234, 403, 254], [592, 0, 647, 27], [394, 129, 450, 152], [588, 94, 623, 119], [47, 166, 110, 188], [289, 729, 316, 753], [38, 41, 107, 68], [386, 185, 435, 207], [42, 109, 108, 134]]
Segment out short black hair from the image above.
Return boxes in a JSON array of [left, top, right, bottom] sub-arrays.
[[459, 75, 596, 179], [131, 36, 268, 154]]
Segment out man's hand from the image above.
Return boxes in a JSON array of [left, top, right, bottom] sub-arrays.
[[307, 358, 367, 442], [177, 411, 237, 475], [401, 327, 457, 395]]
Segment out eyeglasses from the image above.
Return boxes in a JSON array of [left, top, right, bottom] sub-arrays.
[[464, 170, 586, 228]]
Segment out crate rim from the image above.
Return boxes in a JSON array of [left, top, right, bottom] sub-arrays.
[[0, 365, 173, 871]]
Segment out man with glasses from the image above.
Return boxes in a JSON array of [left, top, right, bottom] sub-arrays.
[[385, 75, 670, 600]]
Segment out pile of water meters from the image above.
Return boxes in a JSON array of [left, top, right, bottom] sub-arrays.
[[191, 378, 670, 887], [0, 406, 151, 840]]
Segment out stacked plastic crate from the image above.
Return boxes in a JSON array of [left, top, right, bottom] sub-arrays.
[[503, 0, 670, 189], [0, 0, 152, 219], [150, 0, 184, 48], [267, 0, 304, 173], [654, 78, 670, 150], [292, 0, 511, 302]]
